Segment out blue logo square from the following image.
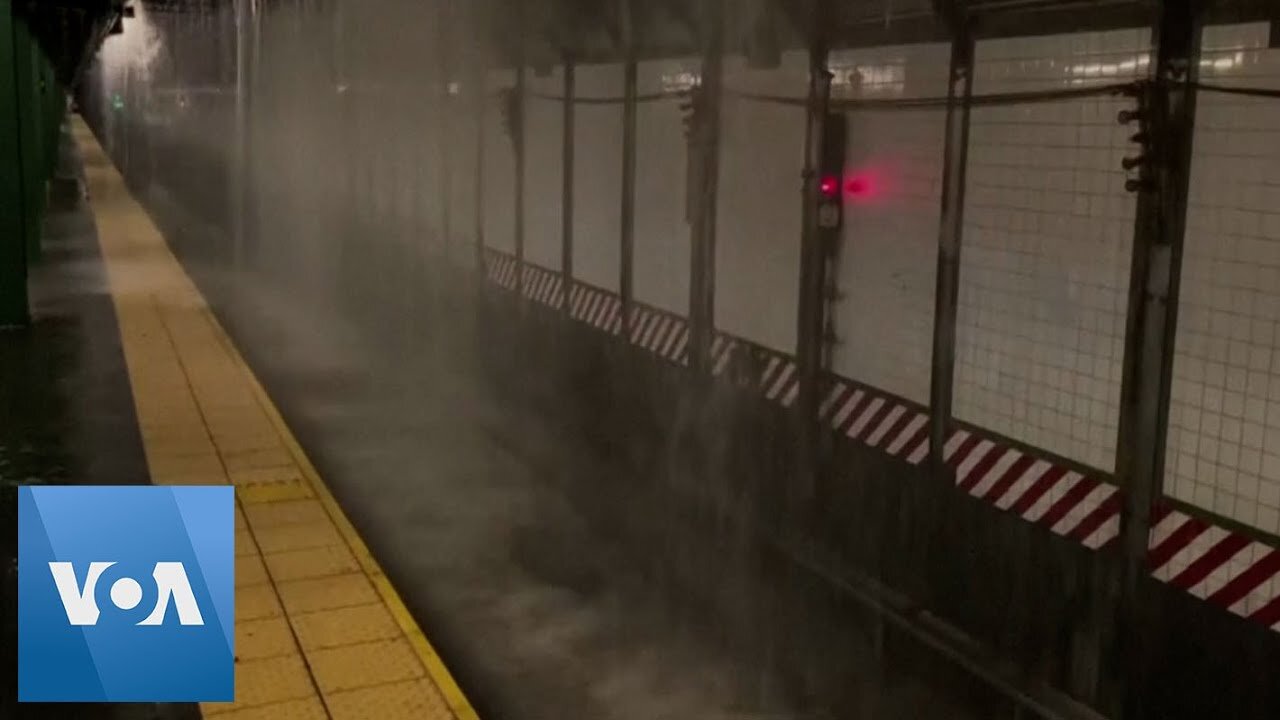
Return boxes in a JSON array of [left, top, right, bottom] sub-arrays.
[[18, 485, 235, 702]]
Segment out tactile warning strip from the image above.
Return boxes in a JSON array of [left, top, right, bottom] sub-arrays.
[[72, 117, 479, 720]]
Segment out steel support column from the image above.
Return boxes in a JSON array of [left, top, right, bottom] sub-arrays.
[[619, 0, 637, 335], [14, 16, 42, 264], [472, 1, 487, 276], [561, 56, 575, 313], [927, 11, 975, 480], [437, 0, 454, 260], [688, 0, 724, 374], [232, 0, 256, 272], [1, 1, 30, 327], [513, 60, 527, 299], [794, 0, 833, 505], [1112, 1, 1201, 717]]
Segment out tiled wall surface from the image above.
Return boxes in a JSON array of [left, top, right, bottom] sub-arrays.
[[571, 63, 624, 292], [1168, 23, 1280, 536], [634, 58, 699, 317], [271, 20, 1280, 538], [954, 29, 1149, 472], [523, 68, 566, 271], [446, 83, 480, 270], [829, 43, 950, 406], [713, 52, 807, 354], [482, 69, 518, 256]]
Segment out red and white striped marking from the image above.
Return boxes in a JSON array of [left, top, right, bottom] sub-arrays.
[[948, 435, 1121, 550], [628, 305, 690, 364], [481, 248, 1280, 634], [710, 334, 737, 377], [484, 249, 519, 290], [1149, 507, 1280, 628], [759, 356, 799, 407], [568, 283, 623, 334], [821, 380, 928, 463], [521, 265, 564, 307]]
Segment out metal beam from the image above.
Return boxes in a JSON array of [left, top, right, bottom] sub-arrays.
[[15, 16, 43, 265], [513, 58, 527, 299], [687, 0, 723, 374], [438, 0, 454, 261], [561, 55, 575, 313], [619, 0, 637, 336], [472, 0, 488, 276], [794, 0, 834, 506], [232, 0, 255, 273], [1, 1, 31, 327], [1112, 1, 1202, 717], [927, 12, 975, 481]]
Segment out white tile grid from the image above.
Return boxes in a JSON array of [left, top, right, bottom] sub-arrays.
[[713, 53, 807, 354], [522, 68, 566, 271], [954, 30, 1149, 472], [483, 68, 519, 255], [830, 45, 948, 406], [571, 63, 623, 292], [1167, 23, 1280, 535]]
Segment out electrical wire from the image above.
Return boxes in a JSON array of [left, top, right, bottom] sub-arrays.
[[1192, 81, 1280, 100], [518, 78, 1280, 109], [527, 90, 684, 105], [729, 81, 1137, 111]]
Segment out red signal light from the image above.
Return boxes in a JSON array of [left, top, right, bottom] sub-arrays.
[[819, 175, 840, 198], [845, 171, 879, 200]]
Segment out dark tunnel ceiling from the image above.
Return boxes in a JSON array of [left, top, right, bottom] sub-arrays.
[[14, 0, 126, 85], [131, 0, 1278, 65]]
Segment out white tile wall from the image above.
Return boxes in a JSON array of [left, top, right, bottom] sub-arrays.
[[1168, 23, 1280, 535], [446, 80, 480, 270], [634, 58, 700, 317], [523, 68, 565, 270], [955, 29, 1149, 471], [482, 68, 518, 255], [829, 43, 950, 405], [183, 0, 1280, 541], [714, 51, 808, 354], [571, 63, 624, 291]]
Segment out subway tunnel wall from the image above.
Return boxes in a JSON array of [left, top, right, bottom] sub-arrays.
[[78, 2, 1280, 718]]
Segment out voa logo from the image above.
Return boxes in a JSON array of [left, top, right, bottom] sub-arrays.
[[49, 561, 205, 626], [18, 485, 234, 702]]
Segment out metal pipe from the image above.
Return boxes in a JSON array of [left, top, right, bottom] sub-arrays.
[[232, 0, 254, 273], [472, 14, 486, 277], [0, 0, 32, 327], [620, 0, 637, 336], [438, 1, 454, 261], [561, 57, 575, 313], [794, 0, 834, 505], [514, 58, 526, 299], [1113, 1, 1201, 716], [927, 16, 975, 481], [688, 0, 725, 374]]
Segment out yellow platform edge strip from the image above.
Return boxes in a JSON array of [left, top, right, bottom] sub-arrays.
[[71, 116, 480, 720], [208, 320, 481, 720]]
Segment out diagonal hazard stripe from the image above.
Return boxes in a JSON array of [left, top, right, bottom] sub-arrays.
[[1209, 549, 1280, 610], [1037, 475, 1099, 530], [1067, 490, 1121, 544], [957, 445, 1006, 493], [1148, 516, 1209, 572], [1248, 591, 1280, 628], [981, 453, 1038, 504], [1168, 532, 1253, 592]]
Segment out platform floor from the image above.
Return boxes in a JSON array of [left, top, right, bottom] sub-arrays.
[[72, 118, 477, 720]]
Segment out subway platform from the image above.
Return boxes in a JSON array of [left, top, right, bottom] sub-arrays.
[[1, 118, 475, 720], [1, 115, 1015, 720]]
